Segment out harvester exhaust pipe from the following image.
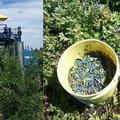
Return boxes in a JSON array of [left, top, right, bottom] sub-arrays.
[[15, 41, 24, 68]]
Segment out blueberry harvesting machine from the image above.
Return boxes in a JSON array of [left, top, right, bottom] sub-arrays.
[[0, 15, 24, 67]]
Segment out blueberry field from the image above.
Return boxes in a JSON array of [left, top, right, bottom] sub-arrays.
[[44, 0, 120, 120], [0, 49, 43, 120]]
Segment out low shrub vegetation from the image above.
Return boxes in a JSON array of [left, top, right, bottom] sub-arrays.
[[44, 0, 120, 119], [0, 48, 43, 120]]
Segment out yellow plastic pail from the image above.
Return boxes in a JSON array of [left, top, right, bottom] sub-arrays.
[[57, 39, 119, 104]]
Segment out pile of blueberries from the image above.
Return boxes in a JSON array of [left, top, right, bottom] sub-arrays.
[[68, 53, 106, 95]]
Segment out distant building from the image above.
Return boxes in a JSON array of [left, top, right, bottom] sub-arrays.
[[24, 46, 34, 66]]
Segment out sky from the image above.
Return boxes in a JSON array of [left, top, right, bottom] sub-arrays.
[[0, 0, 43, 49]]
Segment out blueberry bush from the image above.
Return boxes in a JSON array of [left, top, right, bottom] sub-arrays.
[[44, 0, 120, 119], [0, 48, 43, 120]]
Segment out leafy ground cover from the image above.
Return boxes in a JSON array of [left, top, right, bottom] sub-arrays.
[[44, 0, 120, 119]]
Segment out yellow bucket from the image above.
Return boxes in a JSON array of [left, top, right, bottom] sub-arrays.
[[57, 39, 119, 104]]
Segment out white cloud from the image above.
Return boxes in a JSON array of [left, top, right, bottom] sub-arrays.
[[0, 0, 43, 49]]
